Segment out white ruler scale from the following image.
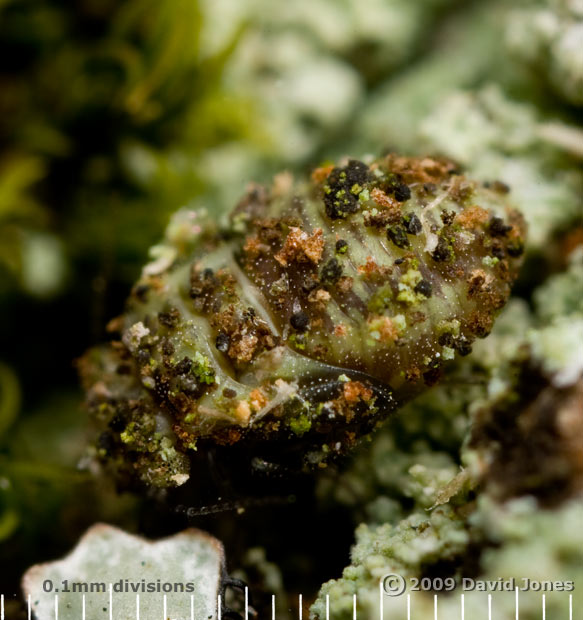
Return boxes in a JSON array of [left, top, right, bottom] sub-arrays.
[[0, 589, 577, 619]]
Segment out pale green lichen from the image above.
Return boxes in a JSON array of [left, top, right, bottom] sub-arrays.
[[312, 497, 583, 620], [534, 250, 583, 322], [418, 85, 582, 250], [311, 504, 470, 619], [505, 0, 583, 105], [526, 250, 583, 386], [527, 317, 583, 387]]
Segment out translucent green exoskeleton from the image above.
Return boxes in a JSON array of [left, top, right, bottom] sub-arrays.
[[80, 154, 526, 489]]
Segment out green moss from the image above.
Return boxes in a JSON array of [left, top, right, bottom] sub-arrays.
[[367, 284, 393, 313], [436, 319, 461, 337], [289, 415, 312, 436], [396, 269, 425, 305], [288, 333, 306, 350], [191, 351, 216, 384], [441, 346, 455, 361], [358, 189, 370, 203], [482, 255, 499, 267], [120, 424, 136, 444]]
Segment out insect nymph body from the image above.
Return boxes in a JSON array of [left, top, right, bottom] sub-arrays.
[[80, 154, 525, 489]]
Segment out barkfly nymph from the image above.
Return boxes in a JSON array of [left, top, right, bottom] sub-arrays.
[[79, 153, 526, 501]]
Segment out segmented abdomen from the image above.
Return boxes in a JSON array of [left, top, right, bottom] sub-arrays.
[[80, 154, 526, 488]]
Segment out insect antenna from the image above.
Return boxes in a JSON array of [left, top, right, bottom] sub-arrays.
[[175, 493, 296, 518]]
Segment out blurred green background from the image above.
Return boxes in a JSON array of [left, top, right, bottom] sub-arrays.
[[0, 0, 581, 612]]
